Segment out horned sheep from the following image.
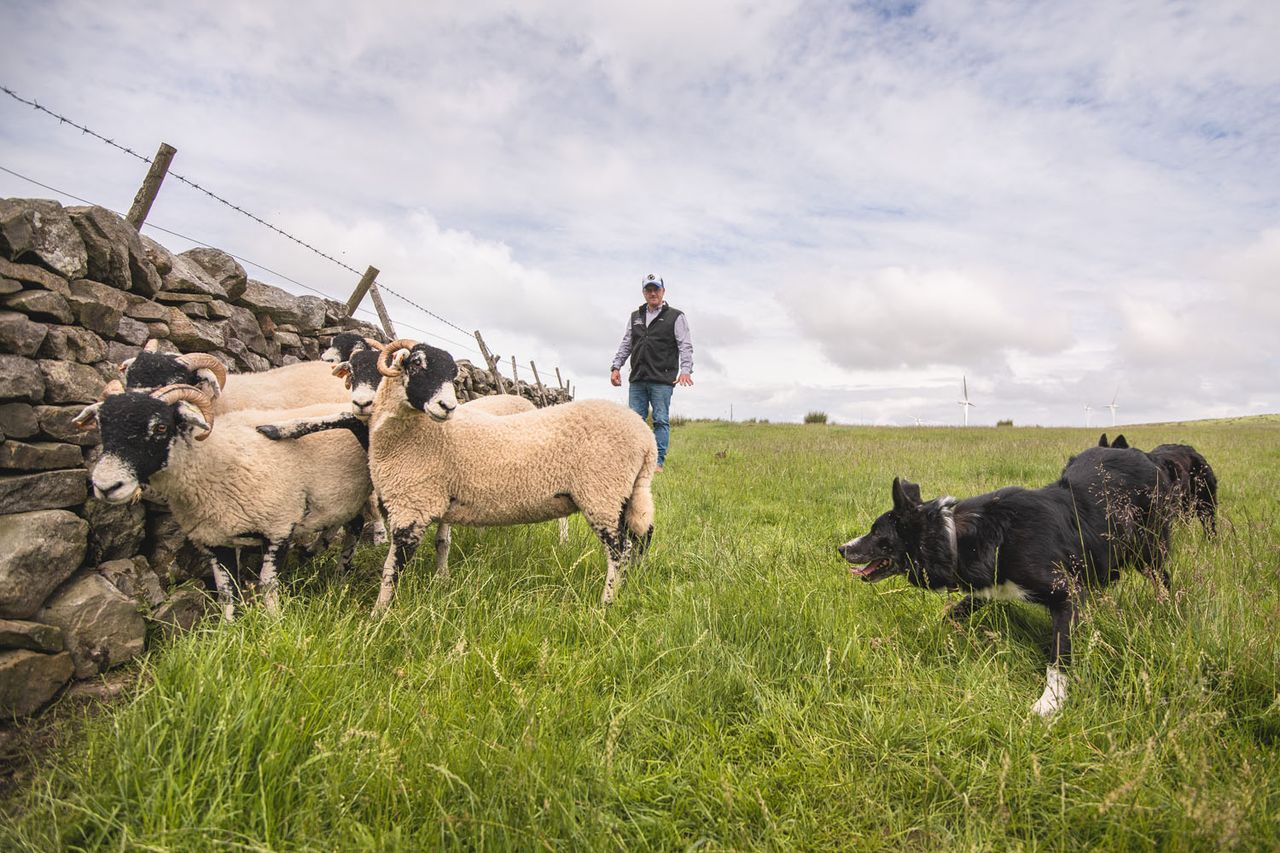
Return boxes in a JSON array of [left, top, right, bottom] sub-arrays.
[[120, 340, 352, 413], [361, 339, 655, 613], [76, 385, 372, 620]]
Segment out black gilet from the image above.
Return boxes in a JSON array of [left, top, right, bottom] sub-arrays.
[[627, 303, 683, 384]]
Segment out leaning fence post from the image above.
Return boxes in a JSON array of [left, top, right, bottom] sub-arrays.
[[368, 283, 396, 339], [530, 361, 548, 406], [344, 266, 380, 316], [126, 142, 177, 231], [554, 367, 564, 391], [510, 357, 520, 397], [474, 331, 512, 394]]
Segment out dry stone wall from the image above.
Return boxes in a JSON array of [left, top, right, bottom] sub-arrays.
[[0, 196, 567, 717]]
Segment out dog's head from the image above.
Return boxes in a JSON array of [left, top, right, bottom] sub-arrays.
[[837, 477, 923, 583]]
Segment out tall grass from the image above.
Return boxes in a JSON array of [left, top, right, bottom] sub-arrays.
[[3, 420, 1278, 850]]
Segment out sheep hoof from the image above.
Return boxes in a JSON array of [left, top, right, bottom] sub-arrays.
[[256, 425, 282, 440]]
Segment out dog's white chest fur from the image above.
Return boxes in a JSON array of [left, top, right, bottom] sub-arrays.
[[972, 581, 1032, 602]]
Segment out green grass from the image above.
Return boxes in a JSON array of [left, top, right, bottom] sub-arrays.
[[4, 420, 1279, 850]]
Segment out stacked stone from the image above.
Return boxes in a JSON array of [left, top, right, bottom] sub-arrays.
[[0, 197, 387, 717], [454, 360, 572, 407]]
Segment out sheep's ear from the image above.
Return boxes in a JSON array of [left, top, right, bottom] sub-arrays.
[[192, 369, 223, 399], [1112, 434, 1129, 449], [72, 402, 102, 430], [119, 357, 137, 376], [175, 402, 211, 437], [1098, 433, 1110, 447], [332, 362, 351, 379], [391, 349, 411, 370]]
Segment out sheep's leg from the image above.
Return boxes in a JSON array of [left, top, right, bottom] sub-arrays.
[[558, 517, 569, 544], [367, 493, 388, 545], [374, 522, 425, 615], [592, 523, 632, 606], [338, 516, 365, 574], [433, 523, 452, 580], [259, 540, 290, 615], [201, 546, 237, 622]]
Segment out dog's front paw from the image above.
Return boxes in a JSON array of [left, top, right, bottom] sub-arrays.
[[1031, 666, 1068, 718]]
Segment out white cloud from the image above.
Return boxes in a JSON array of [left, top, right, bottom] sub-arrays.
[[1, 0, 1278, 424]]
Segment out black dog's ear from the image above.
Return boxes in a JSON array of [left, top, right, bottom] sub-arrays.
[[1098, 433, 1110, 447], [1112, 434, 1129, 449], [892, 477, 922, 511]]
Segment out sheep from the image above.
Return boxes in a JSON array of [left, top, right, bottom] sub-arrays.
[[120, 341, 351, 413], [362, 338, 656, 614], [321, 331, 376, 364], [258, 345, 571, 545], [75, 384, 372, 620]]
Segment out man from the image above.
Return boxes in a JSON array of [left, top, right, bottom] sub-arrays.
[[610, 273, 694, 472]]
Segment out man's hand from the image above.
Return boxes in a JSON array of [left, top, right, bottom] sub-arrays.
[[610, 368, 622, 387], [676, 373, 693, 387]]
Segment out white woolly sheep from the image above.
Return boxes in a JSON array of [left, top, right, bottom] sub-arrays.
[[363, 339, 656, 613], [120, 342, 351, 414], [77, 385, 372, 620], [260, 345, 569, 545]]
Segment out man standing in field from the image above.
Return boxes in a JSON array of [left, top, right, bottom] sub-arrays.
[[610, 273, 694, 472]]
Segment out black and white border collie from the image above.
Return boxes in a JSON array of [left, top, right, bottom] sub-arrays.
[[837, 448, 1172, 717], [1099, 433, 1218, 537]]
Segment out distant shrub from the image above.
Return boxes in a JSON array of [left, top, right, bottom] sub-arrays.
[[670, 415, 689, 428], [743, 418, 770, 425], [804, 411, 829, 424], [997, 419, 1014, 427]]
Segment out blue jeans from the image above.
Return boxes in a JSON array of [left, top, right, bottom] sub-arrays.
[[628, 382, 674, 466]]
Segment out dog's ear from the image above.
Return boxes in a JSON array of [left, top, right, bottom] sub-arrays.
[[892, 477, 922, 512], [1098, 433, 1110, 447], [1112, 434, 1129, 449]]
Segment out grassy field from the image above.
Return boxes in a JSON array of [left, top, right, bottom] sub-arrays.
[[3, 419, 1278, 850]]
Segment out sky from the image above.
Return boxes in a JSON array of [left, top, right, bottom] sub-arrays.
[[2, 0, 1278, 426]]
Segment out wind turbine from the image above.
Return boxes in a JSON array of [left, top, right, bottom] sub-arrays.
[[1084, 404, 1093, 427], [1106, 387, 1119, 426], [912, 415, 924, 427], [958, 376, 975, 426]]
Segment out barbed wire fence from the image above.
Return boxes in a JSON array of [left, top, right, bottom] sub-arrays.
[[0, 84, 573, 401]]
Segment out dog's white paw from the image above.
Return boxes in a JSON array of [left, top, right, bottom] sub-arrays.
[[1031, 666, 1068, 717]]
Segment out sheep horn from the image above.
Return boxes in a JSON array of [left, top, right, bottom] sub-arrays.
[[378, 338, 419, 377], [100, 379, 125, 399], [363, 337, 386, 351], [175, 353, 228, 389], [151, 384, 217, 440], [143, 339, 161, 353]]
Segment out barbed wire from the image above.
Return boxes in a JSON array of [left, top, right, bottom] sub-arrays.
[[0, 161, 540, 373], [2, 84, 503, 350]]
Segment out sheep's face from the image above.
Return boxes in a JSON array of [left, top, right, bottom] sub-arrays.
[[400, 343, 459, 421], [333, 349, 385, 419], [121, 352, 221, 399], [88, 393, 209, 502], [322, 332, 371, 364]]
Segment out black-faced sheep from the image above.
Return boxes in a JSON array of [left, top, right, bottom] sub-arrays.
[[363, 339, 656, 614], [76, 384, 372, 619], [120, 342, 350, 413], [258, 346, 569, 552]]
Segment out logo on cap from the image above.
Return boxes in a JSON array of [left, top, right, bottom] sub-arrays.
[[642, 274, 664, 288]]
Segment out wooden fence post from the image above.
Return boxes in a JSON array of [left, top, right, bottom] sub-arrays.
[[368, 283, 396, 339], [530, 361, 547, 406], [510, 357, 520, 396], [474, 331, 512, 394], [554, 367, 564, 391], [126, 142, 177, 230], [345, 266, 380, 316]]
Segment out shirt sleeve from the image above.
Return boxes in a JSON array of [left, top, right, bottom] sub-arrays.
[[674, 313, 693, 375], [611, 315, 633, 371]]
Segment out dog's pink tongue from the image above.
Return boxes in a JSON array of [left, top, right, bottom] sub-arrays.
[[849, 564, 875, 577]]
